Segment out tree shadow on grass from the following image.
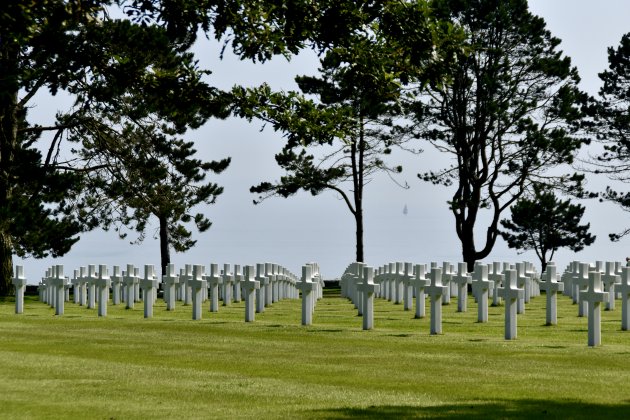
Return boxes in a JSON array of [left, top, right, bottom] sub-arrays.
[[310, 399, 630, 419], [307, 329, 344, 333]]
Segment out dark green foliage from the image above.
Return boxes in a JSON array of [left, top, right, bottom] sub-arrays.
[[0, 1, 113, 295], [411, 0, 588, 270], [127, 1, 393, 61], [58, 12, 232, 275], [592, 33, 630, 241], [0, 0, 229, 294], [67, 115, 230, 275], [232, 1, 457, 262], [500, 187, 595, 272]]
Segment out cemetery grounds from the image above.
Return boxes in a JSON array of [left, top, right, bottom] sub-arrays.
[[1, 289, 629, 419]]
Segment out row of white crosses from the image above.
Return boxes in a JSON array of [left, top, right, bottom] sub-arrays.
[[558, 260, 630, 345], [499, 259, 630, 345], [170, 262, 303, 322], [341, 262, 449, 334], [342, 260, 547, 339], [145, 262, 302, 321], [377, 261, 536, 320], [30, 262, 304, 323], [17, 259, 630, 346], [36, 264, 114, 317], [296, 263, 324, 325], [562, 260, 624, 314]]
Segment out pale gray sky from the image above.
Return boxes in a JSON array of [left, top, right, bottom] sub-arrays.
[[17, 1, 630, 282]]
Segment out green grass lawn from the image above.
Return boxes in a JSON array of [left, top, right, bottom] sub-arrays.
[[1, 290, 629, 419]]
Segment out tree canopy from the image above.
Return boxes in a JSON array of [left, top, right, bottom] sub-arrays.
[[411, 0, 588, 271], [500, 187, 595, 272], [0, 0, 230, 294], [66, 113, 230, 275], [231, 0, 461, 262], [591, 33, 630, 241]]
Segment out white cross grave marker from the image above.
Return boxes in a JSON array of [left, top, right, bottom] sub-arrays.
[[233, 264, 243, 303], [242, 265, 260, 322], [386, 262, 395, 302], [86, 265, 98, 310], [70, 269, 80, 305], [222, 263, 234, 306], [575, 263, 592, 317], [452, 263, 471, 312], [441, 262, 453, 304], [162, 263, 179, 311], [402, 262, 414, 311], [94, 265, 111, 317], [204, 264, 221, 312], [52, 265, 67, 316], [561, 263, 574, 298], [123, 264, 137, 309], [271, 263, 281, 303], [357, 265, 380, 330], [77, 266, 89, 306], [618, 267, 630, 331], [297, 264, 316, 326], [255, 263, 267, 314], [379, 264, 389, 301], [264, 262, 275, 307], [12, 265, 27, 314], [426, 268, 447, 334], [472, 264, 493, 323], [581, 271, 608, 346], [570, 261, 583, 303], [181, 264, 193, 306], [43, 267, 53, 308], [42, 268, 51, 307], [601, 261, 620, 311], [354, 263, 365, 316], [539, 262, 564, 326], [489, 262, 504, 306], [498, 269, 524, 340], [515, 262, 529, 314], [110, 266, 123, 305], [524, 261, 538, 299], [189, 264, 207, 320], [140, 265, 159, 318], [410, 264, 430, 319], [393, 262, 404, 305]]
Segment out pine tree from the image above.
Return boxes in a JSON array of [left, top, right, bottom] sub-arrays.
[[500, 187, 595, 272]]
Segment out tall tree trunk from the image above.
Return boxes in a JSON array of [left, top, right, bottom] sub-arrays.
[[0, 40, 18, 296], [158, 215, 170, 276], [454, 186, 479, 272], [355, 209, 364, 262], [0, 232, 13, 296], [461, 227, 476, 273], [353, 116, 365, 263]]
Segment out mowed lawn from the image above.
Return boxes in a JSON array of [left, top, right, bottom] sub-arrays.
[[1, 290, 630, 419]]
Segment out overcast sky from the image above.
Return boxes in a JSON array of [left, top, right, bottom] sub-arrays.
[[17, 0, 630, 283]]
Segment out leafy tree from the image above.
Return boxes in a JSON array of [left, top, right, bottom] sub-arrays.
[[2, 0, 421, 295], [231, 1, 458, 262], [0, 1, 226, 295], [591, 33, 630, 241], [411, 0, 588, 271], [500, 187, 595, 272], [66, 114, 230, 276]]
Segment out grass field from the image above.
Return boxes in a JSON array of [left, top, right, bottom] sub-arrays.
[[1, 290, 630, 419]]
